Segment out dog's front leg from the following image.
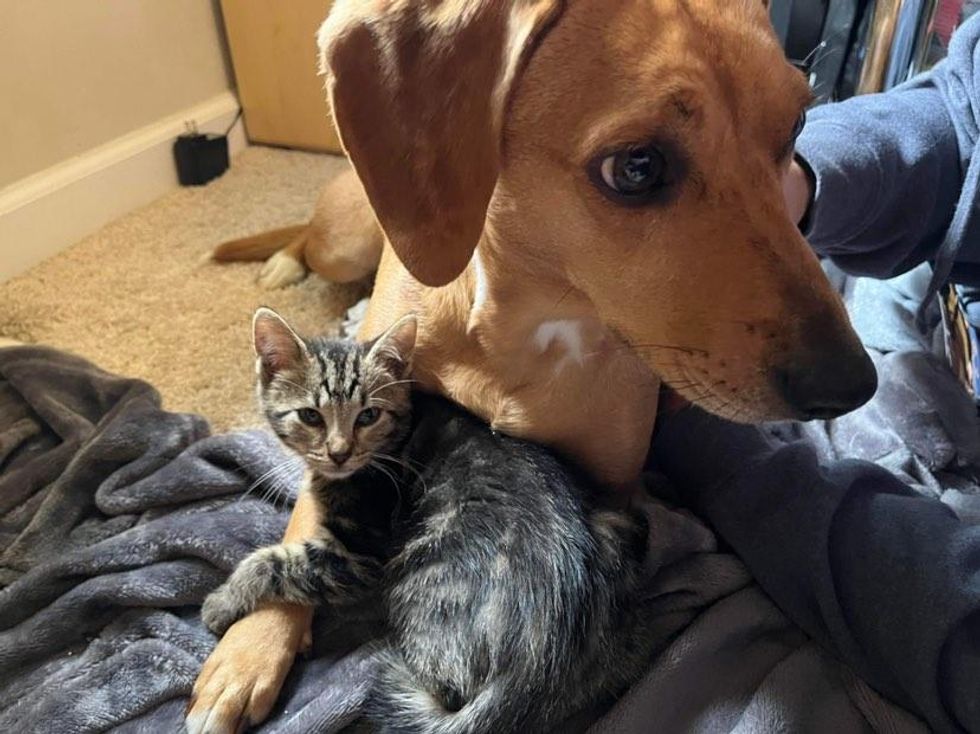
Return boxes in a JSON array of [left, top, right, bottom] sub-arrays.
[[186, 490, 320, 734]]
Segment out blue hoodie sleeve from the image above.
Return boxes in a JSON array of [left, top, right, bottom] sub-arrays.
[[797, 14, 980, 278], [653, 408, 980, 733]]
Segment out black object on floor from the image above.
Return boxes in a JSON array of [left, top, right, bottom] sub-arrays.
[[173, 132, 230, 186]]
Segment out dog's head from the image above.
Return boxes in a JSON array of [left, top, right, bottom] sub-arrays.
[[320, 0, 877, 423]]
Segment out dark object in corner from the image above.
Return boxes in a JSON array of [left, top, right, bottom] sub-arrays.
[[173, 133, 229, 186]]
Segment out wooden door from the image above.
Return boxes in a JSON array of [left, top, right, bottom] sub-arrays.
[[220, 0, 343, 153]]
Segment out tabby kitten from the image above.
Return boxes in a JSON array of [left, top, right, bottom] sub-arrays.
[[201, 308, 415, 635], [202, 309, 659, 733]]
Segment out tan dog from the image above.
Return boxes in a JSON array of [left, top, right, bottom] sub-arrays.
[[211, 169, 383, 289], [188, 1, 876, 730]]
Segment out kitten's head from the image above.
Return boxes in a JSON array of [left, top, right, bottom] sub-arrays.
[[252, 308, 417, 480]]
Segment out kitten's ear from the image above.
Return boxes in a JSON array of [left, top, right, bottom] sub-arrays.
[[253, 308, 308, 383], [366, 315, 417, 378]]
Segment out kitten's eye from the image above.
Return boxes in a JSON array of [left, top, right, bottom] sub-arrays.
[[297, 408, 324, 427], [355, 407, 381, 428], [596, 144, 669, 202]]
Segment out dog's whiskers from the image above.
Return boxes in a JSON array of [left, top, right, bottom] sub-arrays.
[[631, 342, 709, 357], [655, 358, 742, 414], [585, 341, 708, 359], [796, 24, 850, 74], [548, 284, 577, 315]]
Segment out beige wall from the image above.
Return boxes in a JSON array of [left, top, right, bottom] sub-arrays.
[[0, 0, 234, 189]]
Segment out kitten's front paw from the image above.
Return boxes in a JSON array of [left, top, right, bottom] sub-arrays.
[[202, 587, 245, 636]]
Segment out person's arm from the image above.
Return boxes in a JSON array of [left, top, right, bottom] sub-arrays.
[[785, 13, 980, 279], [653, 407, 980, 732]]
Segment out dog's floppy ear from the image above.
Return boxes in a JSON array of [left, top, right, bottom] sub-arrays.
[[319, 0, 564, 287]]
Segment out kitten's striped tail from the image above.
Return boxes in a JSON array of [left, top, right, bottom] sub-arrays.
[[370, 649, 531, 734]]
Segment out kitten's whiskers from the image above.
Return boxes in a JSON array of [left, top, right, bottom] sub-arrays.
[[237, 458, 300, 508], [374, 451, 428, 494], [369, 379, 418, 398], [369, 459, 405, 519]]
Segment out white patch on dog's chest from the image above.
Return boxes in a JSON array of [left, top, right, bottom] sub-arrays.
[[532, 320, 586, 372]]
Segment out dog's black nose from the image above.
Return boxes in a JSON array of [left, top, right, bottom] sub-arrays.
[[774, 347, 877, 421], [328, 448, 352, 465]]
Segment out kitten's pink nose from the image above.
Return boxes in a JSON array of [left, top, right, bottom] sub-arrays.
[[328, 447, 352, 465]]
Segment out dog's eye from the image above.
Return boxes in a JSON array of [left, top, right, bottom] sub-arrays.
[[792, 110, 807, 142], [297, 408, 324, 427], [355, 407, 381, 427], [597, 145, 668, 201]]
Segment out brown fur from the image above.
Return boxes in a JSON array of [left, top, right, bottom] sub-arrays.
[[212, 168, 384, 286], [189, 2, 873, 730], [210, 225, 308, 263]]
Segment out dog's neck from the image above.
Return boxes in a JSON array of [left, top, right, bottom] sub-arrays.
[[366, 227, 660, 487], [463, 232, 617, 378], [419, 231, 658, 487]]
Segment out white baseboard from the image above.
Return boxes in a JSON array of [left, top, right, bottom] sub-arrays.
[[0, 90, 247, 283]]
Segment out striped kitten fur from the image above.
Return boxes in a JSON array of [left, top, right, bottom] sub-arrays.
[[202, 309, 660, 733]]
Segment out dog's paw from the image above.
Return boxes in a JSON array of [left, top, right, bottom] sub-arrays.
[[201, 588, 244, 636], [258, 251, 307, 290], [187, 605, 311, 734]]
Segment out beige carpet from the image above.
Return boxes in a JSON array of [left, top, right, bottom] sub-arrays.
[[0, 146, 370, 431]]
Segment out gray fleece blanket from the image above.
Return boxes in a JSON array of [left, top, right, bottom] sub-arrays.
[[1, 264, 975, 733]]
